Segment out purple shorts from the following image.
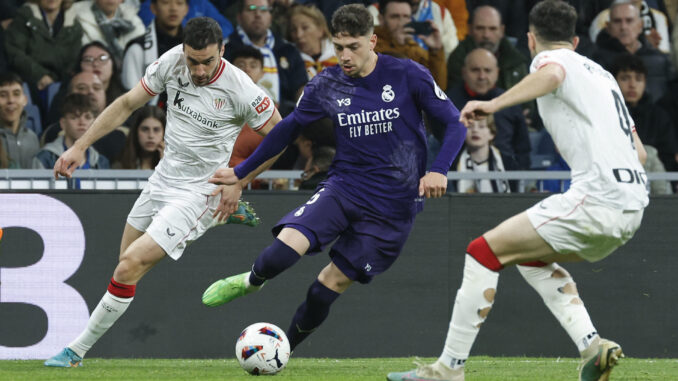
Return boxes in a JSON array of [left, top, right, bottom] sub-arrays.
[[273, 185, 414, 284]]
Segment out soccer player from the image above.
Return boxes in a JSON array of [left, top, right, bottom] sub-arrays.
[[387, 1, 649, 381], [45, 17, 280, 367], [201, 4, 467, 351]]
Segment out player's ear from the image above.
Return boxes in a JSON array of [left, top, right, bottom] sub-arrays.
[[527, 31, 536, 52], [369, 33, 377, 50], [219, 43, 225, 58], [572, 35, 580, 50]]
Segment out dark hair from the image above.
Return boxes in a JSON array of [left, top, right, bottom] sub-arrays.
[[378, 0, 411, 15], [183, 17, 223, 49], [528, 0, 577, 43], [76, 41, 125, 104], [61, 93, 97, 117], [610, 53, 647, 77], [230, 45, 264, 66], [0, 71, 24, 88], [310, 145, 335, 171], [300, 118, 335, 148], [331, 4, 374, 37], [118, 106, 166, 169]]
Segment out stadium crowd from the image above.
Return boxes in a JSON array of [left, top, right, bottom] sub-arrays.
[[1, 0, 677, 193]]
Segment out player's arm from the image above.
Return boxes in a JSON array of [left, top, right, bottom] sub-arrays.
[[209, 110, 303, 187], [460, 63, 565, 125], [53, 83, 153, 179], [633, 130, 647, 165]]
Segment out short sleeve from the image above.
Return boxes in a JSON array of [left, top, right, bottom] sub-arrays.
[[232, 73, 276, 131], [140, 57, 168, 96]]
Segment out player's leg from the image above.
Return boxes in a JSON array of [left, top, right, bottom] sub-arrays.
[[203, 187, 350, 307], [286, 262, 352, 350], [202, 227, 311, 306], [45, 233, 166, 367]]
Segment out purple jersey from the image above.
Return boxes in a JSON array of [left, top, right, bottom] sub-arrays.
[[292, 54, 461, 219]]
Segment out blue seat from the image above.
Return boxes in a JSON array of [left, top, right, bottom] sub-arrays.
[[22, 82, 33, 104], [45, 81, 61, 112]]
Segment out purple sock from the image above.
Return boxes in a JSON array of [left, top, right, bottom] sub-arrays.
[[286, 280, 340, 350], [248, 238, 301, 286]]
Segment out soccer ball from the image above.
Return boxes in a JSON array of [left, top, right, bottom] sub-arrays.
[[235, 322, 291, 375]]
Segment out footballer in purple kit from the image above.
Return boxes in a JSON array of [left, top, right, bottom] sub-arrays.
[[202, 4, 467, 351]]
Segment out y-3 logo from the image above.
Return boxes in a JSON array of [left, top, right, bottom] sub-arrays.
[[337, 98, 351, 106]]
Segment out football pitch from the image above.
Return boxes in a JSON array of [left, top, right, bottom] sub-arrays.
[[2, 357, 678, 380]]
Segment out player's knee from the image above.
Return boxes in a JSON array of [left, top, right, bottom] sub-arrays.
[[114, 256, 143, 283], [467, 236, 503, 271]]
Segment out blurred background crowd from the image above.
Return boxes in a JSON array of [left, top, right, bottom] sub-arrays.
[[1, 0, 676, 194]]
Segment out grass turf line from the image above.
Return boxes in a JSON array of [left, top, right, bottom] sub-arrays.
[[2, 357, 677, 380]]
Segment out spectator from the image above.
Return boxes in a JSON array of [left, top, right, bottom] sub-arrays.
[[138, 0, 234, 39], [410, 0, 458, 59], [44, 71, 127, 163], [115, 105, 165, 169], [293, 118, 335, 172], [453, 114, 509, 193], [225, 0, 307, 116], [45, 41, 125, 126], [374, 0, 446, 90], [446, 6, 528, 97], [0, 71, 39, 168], [299, 145, 335, 190], [465, 0, 528, 44], [612, 53, 678, 173], [45, 71, 107, 136], [33, 93, 109, 189], [643, 144, 671, 194], [122, 0, 189, 106], [590, 0, 670, 53], [228, 46, 268, 167], [433, 0, 469, 41], [287, 4, 338, 80], [368, 0, 458, 59], [593, 0, 672, 101], [71, 0, 145, 61], [4, 0, 82, 93], [443, 48, 530, 171], [79, 41, 126, 107]]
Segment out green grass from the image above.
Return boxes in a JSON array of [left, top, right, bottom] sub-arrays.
[[2, 357, 677, 380]]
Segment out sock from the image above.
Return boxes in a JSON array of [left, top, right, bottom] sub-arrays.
[[249, 238, 302, 286], [68, 278, 135, 358], [517, 263, 598, 352], [286, 279, 340, 350], [439, 254, 499, 369]]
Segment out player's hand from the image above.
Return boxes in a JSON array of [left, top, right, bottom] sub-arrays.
[[53, 144, 87, 179], [419, 172, 447, 198], [37, 75, 54, 91], [212, 183, 243, 222], [459, 100, 497, 127], [209, 167, 239, 186]]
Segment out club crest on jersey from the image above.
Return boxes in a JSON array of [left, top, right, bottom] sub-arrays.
[[214, 98, 226, 110], [381, 85, 395, 103]]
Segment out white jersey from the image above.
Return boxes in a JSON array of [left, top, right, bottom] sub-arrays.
[[531, 49, 649, 210], [141, 45, 274, 194]]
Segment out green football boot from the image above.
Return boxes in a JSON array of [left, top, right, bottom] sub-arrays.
[[225, 200, 260, 227], [202, 272, 263, 307]]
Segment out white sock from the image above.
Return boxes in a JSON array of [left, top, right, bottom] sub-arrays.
[[439, 255, 499, 369], [517, 263, 598, 352], [68, 291, 133, 358]]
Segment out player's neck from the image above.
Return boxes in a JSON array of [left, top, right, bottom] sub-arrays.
[[537, 41, 574, 53], [357, 52, 378, 78]]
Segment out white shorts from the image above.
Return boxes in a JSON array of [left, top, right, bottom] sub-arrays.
[[526, 191, 644, 262], [126, 182, 221, 260]]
